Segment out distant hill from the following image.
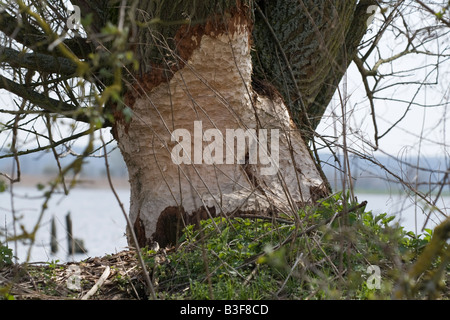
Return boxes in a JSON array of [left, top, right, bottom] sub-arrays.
[[1, 144, 447, 193], [319, 152, 448, 193], [0, 144, 127, 179]]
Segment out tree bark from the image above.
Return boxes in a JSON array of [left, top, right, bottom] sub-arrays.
[[113, 1, 368, 247], [252, 0, 375, 133]]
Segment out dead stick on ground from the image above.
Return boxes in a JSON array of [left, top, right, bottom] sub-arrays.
[[81, 266, 111, 300]]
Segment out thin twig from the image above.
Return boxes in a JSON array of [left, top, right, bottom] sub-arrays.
[[99, 132, 157, 300], [81, 266, 111, 300], [415, 0, 450, 28], [276, 252, 303, 296]]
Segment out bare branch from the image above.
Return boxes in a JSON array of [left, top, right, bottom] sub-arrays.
[[415, 0, 450, 28], [0, 45, 78, 75], [0, 9, 94, 59], [0, 128, 96, 160], [0, 73, 94, 123]]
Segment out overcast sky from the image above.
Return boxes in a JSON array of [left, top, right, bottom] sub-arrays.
[[317, 5, 450, 160], [317, 63, 450, 159]]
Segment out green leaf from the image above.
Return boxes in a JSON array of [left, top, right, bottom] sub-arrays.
[[374, 213, 387, 224], [81, 13, 94, 27], [0, 244, 13, 267], [382, 216, 395, 225], [406, 231, 416, 238], [0, 180, 7, 193], [36, 183, 45, 191]]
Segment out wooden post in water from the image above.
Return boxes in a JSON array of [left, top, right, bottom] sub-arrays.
[[65, 212, 87, 256], [50, 216, 58, 254], [66, 212, 74, 256]]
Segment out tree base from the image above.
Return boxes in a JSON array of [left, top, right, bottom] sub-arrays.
[[116, 7, 328, 248]]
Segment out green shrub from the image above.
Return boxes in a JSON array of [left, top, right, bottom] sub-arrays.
[[0, 244, 13, 269], [142, 193, 440, 300]]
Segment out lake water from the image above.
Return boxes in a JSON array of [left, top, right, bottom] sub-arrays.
[[0, 186, 130, 264], [0, 186, 448, 263]]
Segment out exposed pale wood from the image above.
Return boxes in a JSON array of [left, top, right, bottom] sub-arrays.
[[81, 266, 111, 300], [117, 10, 327, 246]]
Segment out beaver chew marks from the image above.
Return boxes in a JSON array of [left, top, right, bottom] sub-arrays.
[[116, 5, 326, 247]]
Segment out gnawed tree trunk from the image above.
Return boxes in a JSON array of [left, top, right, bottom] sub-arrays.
[[111, 0, 373, 247]]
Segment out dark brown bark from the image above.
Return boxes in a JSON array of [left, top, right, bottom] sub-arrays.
[[252, 0, 376, 135]]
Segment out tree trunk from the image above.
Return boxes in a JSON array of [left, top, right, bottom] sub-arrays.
[[113, 1, 368, 247]]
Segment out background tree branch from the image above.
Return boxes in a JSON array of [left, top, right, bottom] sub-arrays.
[[0, 73, 107, 125], [0, 45, 78, 75], [0, 9, 94, 59]]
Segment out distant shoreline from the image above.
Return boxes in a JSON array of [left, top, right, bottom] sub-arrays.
[[1, 174, 130, 191], [3, 175, 449, 197]]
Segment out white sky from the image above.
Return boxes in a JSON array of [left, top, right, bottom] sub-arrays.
[[317, 64, 450, 159], [317, 5, 450, 160]]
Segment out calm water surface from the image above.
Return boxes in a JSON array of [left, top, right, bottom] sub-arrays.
[[0, 186, 130, 263]]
